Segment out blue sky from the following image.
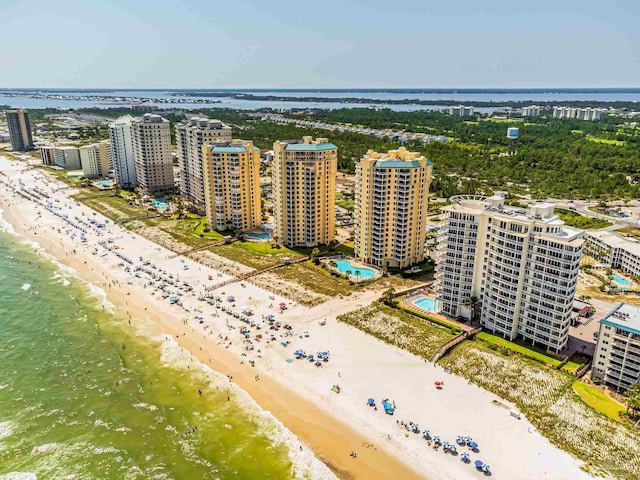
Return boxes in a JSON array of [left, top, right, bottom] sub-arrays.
[[1, 0, 639, 88]]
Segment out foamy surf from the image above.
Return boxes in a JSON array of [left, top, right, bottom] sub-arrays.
[[0, 473, 38, 480], [21, 284, 30, 291], [156, 336, 338, 480]]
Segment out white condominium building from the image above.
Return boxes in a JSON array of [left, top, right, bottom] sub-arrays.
[[592, 303, 640, 392], [449, 105, 474, 117], [273, 136, 337, 247], [109, 115, 137, 189], [553, 107, 602, 121], [130, 114, 174, 197], [80, 140, 111, 178], [521, 105, 542, 117], [354, 147, 432, 268], [584, 230, 640, 279], [176, 117, 232, 212], [202, 140, 261, 232], [436, 194, 584, 353]]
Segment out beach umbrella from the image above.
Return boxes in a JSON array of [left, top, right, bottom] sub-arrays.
[[367, 398, 375, 405], [422, 430, 430, 438], [475, 460, 483, 468], [469, 441, 478, 449], [482, 465, 490, 473]]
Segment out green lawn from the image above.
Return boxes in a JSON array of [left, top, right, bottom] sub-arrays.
[[573, 381, 625, 422], [555, 208, 612, 230], [586, 136, 626, 146], [617, 226, 640, 240], [475, 332, 563, 366], [562, 353, 591, 374]]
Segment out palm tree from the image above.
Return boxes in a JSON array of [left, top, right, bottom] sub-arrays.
[[329, 259, 337, 270], [355, 270, 361, 283], [463, 295, 482, 322], [346, 269, 352, 279], [381, 287, 396, 306]]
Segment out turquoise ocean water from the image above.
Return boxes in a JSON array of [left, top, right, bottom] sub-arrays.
[[0, 222, 308, 479]]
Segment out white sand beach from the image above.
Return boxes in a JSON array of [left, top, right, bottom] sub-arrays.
[[0, 156, 598, 480]]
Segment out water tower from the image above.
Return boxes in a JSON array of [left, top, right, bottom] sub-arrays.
[[507, 127, 519, 149]]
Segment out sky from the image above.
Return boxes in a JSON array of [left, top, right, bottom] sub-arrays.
[[1, 0, 639, 88]]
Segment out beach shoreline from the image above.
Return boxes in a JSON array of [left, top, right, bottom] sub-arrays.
[[0, 156, 597, 480]]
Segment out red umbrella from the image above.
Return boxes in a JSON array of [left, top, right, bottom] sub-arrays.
[[279, 302, 286, 306], [435, 381, 442, 386]]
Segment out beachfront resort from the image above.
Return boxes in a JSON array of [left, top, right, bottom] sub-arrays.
[[2, 107, 640, 480]]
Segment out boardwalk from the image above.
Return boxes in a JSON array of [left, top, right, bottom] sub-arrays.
[[205, 256, 310, 291]]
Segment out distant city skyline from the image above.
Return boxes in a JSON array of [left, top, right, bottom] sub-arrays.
[[1, 0, 639, 89]]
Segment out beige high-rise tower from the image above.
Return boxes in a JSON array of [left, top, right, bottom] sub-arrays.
[[202, 141, 261, 232], [273, 137, 337, 247], [354, 147, 432, 268], [130, 114, 174, 196], [176, 117, 232, 212], [80, 140, 112, 178]]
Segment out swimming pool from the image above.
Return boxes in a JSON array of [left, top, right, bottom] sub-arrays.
[[333, 259, 377, 278], [413, 297, 441, 312], [96, 180, 114, 188], [152, 200, 170, 210], [246, 231, 271, 240], [611, 273, 632, 287]]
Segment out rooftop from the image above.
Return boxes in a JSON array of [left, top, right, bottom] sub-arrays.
[[212, 144, 259, 153], [586, 230, 640, 258], [374, 160, 424, 168], [284, 143, 337, 152], [600, 302, 640, 336]]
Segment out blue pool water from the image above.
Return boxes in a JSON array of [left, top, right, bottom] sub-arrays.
[[96, 180, 114, 188], [246, 231, 271, 240], [611, 273, 632, 287], [413, 297, 440, 312], [334, 259, 377, 278], [152, 200, 170, 210]]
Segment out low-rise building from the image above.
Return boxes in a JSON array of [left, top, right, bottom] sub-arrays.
[[592, 302, 640, 392], [585, 230, 640, 279]]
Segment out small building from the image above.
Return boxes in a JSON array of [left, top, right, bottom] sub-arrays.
[[592, 302, 640, 392]]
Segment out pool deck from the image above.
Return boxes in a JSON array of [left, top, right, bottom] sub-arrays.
[[400, 293, 475, 332], [325, 256, 382, 281]]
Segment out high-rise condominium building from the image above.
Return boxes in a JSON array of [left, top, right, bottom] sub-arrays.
[[80, 140, 112, 178], [109, 115, 137, 189], [5, 109, 34, 151], [436, 193, 584, 353], [202, 140, 261, 232], [553, 107, 602, 121], [130, 114, 174, 196], [591, 303, 640, 392], [272, 136, 337, 247], [176, 117, 232, 212], [53, 146, 81, 170], [354, 147, 432, 268], [449, 105, 474, 117], [521, 106, 542, 117]]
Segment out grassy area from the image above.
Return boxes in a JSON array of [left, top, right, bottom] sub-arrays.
[[76, 193, 149, 220], [397, 304, 462, 334], [587, 136, 627, 146], [562, 353, 591, 374], [273, 261, 355, 298], [337, 302, 454, 359], [335, 192, 355, 211], [556, 208, 613, 230], [617, 226, 640, 240], [573, 381, 625, 422], [475, 332, 563, 366], [440, 340, 640, 480]]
